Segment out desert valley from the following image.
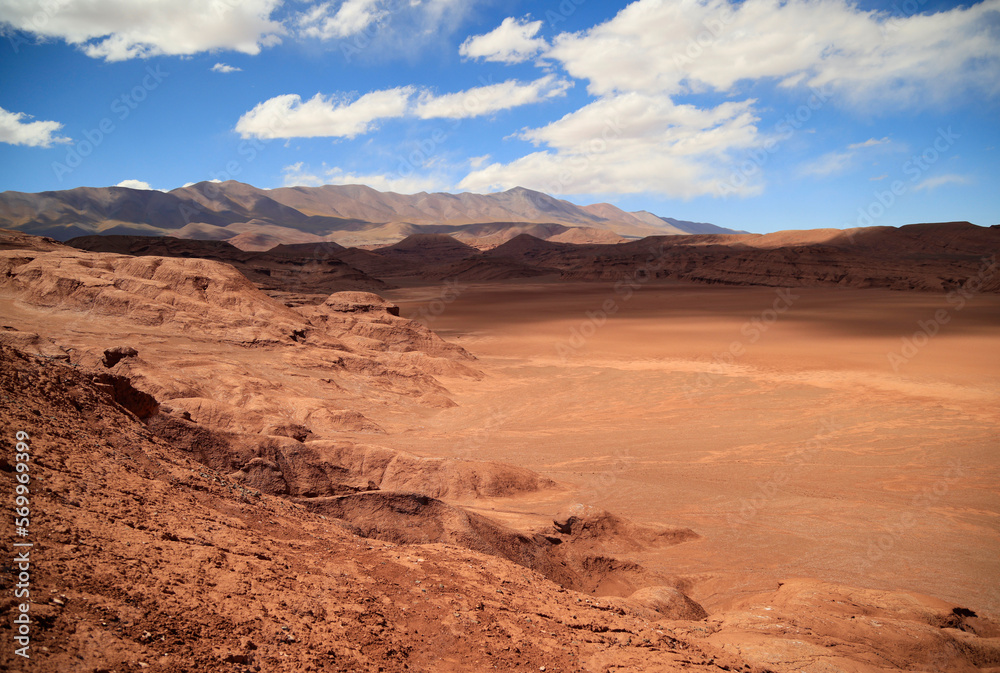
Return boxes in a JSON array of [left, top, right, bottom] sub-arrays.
[[1, 180, 998, 672]]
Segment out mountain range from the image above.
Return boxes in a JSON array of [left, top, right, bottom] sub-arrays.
[[0, 181, 742, 250]]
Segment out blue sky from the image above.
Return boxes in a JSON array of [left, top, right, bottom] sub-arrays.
[[0, 0, 997, 233]]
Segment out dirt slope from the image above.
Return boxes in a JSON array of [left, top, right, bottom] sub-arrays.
[[0, 345, 746, 673]]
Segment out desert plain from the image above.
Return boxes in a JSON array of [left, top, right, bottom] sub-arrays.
[[385, 280, 1000, 615]]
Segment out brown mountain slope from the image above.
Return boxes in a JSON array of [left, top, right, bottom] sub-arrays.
[[485, 223, 1000, 292], [0, 181, 740, 248], [374, 233, 480, 266]]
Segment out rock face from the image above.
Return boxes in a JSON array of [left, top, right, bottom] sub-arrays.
[[0, 226, 68, 251], [0, 240, 485, 501], [102, 345, 139, 367], [319, 291, 401, 316], [1, 248, 304, 338], [67, 234, 388, 294], [627, 586, 709, 620]]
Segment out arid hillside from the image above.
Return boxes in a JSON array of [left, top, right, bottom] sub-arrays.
[[2, 228, 998, 673], [0, 181, 741, 249]]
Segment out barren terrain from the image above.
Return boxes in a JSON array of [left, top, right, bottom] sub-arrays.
[[2, 227, 998, 672], [383, 280, 1000, 615]]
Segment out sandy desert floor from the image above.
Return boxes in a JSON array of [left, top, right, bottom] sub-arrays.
[[382, 280, 1000, 615]]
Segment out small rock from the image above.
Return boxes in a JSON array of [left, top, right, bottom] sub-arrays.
[[102, 346, 138, 368]]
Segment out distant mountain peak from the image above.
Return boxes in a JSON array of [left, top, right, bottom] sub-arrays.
[[0, 181, 745, 247]]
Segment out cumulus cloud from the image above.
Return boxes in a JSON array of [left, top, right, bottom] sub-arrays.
[[115, 179, 153, 190], [235, 87, 414, 139], [282, 162, 442, 193], [211, 63, 242, 74], [913, 174, 970, 192], [0, 106, 70, 147], [456, 0, 1000, 198], [297, 0, 386, 40], [414, 76, 571, 120], [545, 0, 1000, 103], [459, 16, 547, 64], [238, 77, 570, 138], [0, 0, 285, 61], [459, 93, 765, 198]]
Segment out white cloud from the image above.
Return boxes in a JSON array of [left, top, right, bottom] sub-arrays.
[[800, 136, 895, 177], [544, 0, 1000, 104], [281, 162, 441, 193], [870, 174, 888, 181], [237, 77, 571, 138], [913, 174, 970, 192], [849, 136, 890, 150], [297, 0, 386, 40], [455, 0, 999, 199], [0, 0, 285, 61], [323, 168, 442, 193], [0, 106, 70, 147], [115, 179, 153, 190], [282, 162, 325, 187], [414, 76, 571, 119], [235, 87, 414, 139], [459, 16, 546, 64], [468, 154, 490, 169], [459, 93, 765, 198], [211, 63, 242, 74], [800, 150, 855, 177]]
